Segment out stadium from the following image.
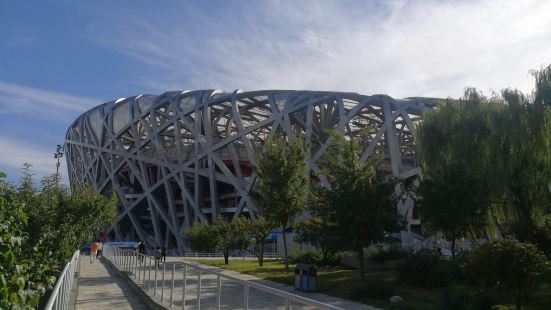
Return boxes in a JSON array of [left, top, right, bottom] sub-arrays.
[[65, 89, 438, 255]]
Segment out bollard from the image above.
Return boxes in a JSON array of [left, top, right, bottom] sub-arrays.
[[170, 264, 175, 307], [161, 262, 165, 303]]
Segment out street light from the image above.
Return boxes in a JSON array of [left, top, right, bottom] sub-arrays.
[[54, 144, 64, 176]]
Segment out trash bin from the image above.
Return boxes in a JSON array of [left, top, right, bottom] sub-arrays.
[[294, 263, 317, 292]]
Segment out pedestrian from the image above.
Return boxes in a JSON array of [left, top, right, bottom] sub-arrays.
[[161, 246, 167, 262], [154, 246, 162, 267], [97, 241, 103, 258], [90, 240, 99, 263], [138, 241, 146, 263]]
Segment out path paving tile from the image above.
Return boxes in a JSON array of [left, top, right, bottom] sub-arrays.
[[75, 256, 149, 310]]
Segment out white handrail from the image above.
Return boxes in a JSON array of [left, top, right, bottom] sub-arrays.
[[44, 250, 80, 310], [104, 246, 342, 310]]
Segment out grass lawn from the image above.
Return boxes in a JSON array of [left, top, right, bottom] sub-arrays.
[[189, 259, 551, 310]]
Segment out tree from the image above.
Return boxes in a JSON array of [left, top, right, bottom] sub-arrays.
[[0, 166, 117, 309], [185, 221, 219, 253], [215, 217, 251, 265], [469, 240, 546, 310], [491, 86, 551, 241], [246, 216, 274, 266], [254, 137, 309, 271], [294, 214, 340, 265], [317, 131, 402, 278], [415, 91, 498, 257], [186, 217, 251, 264]]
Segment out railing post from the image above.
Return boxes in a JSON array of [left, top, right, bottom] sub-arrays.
[[142, 254, 147, 284], [244, 285, 249, 310], [148, 257, 152, 291], [161, 262, 166, 302], [285, 297, 290, 310], [216, 275, 221, 310], [170, 263, 175, 307], [134, 252, 138, 278], [197, 270, 201, 310], [154, 259, 158, 296], [137, 254, 141, 281], [182, 265, 187, 310]]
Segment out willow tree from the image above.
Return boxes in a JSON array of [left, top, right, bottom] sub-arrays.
[[253, 137, 309, 271], [415, 90, 498, 257], [491, 84, 551, 244], [416, 66, 551, 255]]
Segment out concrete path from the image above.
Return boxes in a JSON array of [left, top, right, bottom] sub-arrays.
[[75, 256, 149, 310]]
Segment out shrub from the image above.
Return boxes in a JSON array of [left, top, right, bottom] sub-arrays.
[[289, 250, 322, 264], [398, 251, 461, 287], [441, 289, 501, 310], [351, 281, 396, 299], [366, 247, 410, 262], [468, 240, 546, 310]]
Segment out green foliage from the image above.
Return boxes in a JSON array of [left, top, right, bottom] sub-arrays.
[[185, 221, 219, 253], [365, 247, 410, 262], [247, 216, 274, 266], [398, 251, 462, 287], [441, 289, 502, 310], [254, 136, 309, 270], [0, 165, 117, 309], [468, 240, 546, 309], [491, 87, 551, 233], [186, 216, 252, 264], [315, 131, 402, 277], [415, 91, 496, 257], [416, 66, 551, 255], [294, 215, 340, 265], [288, 250, 321, 264]]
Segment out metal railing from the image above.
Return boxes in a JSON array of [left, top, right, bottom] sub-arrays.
[[181, 251, 278, 259], [44, 250, 80, 310], [104, 246, 342, 310]]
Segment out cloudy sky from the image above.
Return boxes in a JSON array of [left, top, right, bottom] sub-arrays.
[[1, 0, 551, 183]]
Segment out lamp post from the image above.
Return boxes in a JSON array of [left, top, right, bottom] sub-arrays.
[[54, 144, 64, 176]]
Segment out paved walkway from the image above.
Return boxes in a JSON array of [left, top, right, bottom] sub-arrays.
[[75, 256, 149, 310]]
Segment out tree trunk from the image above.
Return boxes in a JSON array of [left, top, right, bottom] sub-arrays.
[[224, 250, 229, 265], [358, 247, 365, 279], [259, 242, 265, 266], [282, 229, 289, 271]]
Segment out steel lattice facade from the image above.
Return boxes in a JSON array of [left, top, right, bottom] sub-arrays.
[[65, 89, 437, 254]]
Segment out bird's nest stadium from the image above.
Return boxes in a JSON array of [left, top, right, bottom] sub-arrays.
[[65, 89, 439, 254]]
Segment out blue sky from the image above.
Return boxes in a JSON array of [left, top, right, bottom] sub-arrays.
[[1, 0, 551, 183]]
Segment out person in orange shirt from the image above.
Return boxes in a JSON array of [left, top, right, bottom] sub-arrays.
[[90, 240, 100, 263]]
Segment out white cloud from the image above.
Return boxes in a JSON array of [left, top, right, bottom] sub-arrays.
[[0, 82, 97, 184], [0, 136, 67, 183], [0, 81, 99, 121], [91, 0, 551, 98]]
